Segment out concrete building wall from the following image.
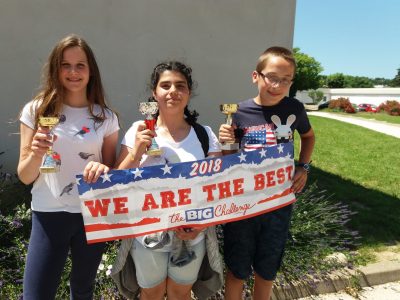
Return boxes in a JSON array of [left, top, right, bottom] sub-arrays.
[[0, 0, 296, 172]]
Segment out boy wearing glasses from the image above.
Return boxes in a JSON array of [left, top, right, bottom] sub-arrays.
[[219, 46, 315, 300]]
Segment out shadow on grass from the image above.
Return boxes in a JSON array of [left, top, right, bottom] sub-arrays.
[[308, 167, 400, 247]]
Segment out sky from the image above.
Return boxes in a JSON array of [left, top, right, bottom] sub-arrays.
[[293, 0, 400, 79]]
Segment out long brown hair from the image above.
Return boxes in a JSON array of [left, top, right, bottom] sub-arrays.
[[32, 34, 113, 128]]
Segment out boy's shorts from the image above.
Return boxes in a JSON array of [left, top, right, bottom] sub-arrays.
[[223, 204, 293, 281], [131, 238, 206, 288]]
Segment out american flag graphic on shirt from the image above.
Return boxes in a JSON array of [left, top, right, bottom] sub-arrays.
[[243, 123, 276, 150]]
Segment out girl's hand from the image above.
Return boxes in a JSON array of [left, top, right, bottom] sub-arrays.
[[219, 124, 236, 144], [132, 122, 155, 158], [174, 226, 207, 241], [83, 161, 110, 183], [292, 166, 308, 193], [30, 126, 57, 158]]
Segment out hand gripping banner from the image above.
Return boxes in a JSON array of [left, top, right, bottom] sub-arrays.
[[77, 142, 296, 243]]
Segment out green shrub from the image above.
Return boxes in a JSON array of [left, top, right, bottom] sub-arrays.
[[0, 209, 123, 299], [92, 242, 124, 299], [0, 151, 32, 299], [0, 204, 30, 299], [0, 154, 31, 215], [0, 151, 123, 299], [276, 183, 360, 289]]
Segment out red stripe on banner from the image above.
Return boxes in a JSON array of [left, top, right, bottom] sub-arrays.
[[86, 199, 297, 244], [244, 145, 263, 149], [84, 217, 160, 232], [87, 233, 148, 244], [257, 187, 293, 204]]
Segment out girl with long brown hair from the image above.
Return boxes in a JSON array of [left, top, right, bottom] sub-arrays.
[[18, 34, 119, 299]]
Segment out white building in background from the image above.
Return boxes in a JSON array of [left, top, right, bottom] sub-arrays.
[[297, 88, 400, 106]]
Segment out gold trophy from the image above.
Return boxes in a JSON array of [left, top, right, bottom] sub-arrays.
[[139, 102, 162, 156], [220, 104, 239, 150], [39, 116, 61, 173]]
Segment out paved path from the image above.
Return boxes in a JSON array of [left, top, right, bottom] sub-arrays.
[[307, 112, 400, 139], [298, 281, 400, 300], [273, 257, 400, 300]]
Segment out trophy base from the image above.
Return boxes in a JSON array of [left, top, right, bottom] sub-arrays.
[[146, 148, 162, 156], [221, 143, 239, 151], [40, 166, 60, 173]]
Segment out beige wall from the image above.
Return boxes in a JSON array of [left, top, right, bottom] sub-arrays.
[[0, 0, 296, 172]]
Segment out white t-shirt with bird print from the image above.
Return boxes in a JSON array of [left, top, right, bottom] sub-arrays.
[[20, 101, 119, 213]]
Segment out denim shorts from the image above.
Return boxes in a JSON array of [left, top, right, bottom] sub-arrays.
[[223, 204, 293, 281], [131, 238, 206, 288]]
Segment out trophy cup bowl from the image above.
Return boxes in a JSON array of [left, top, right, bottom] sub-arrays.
[[39, 116, 60, 173], [220, 104, 239, 150], [138, 102, 162, 156]]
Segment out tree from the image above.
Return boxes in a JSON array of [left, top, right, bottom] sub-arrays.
[[319, 74, 328, 87], [290, 48, 323, 97], [389, 68, 400, 87], [344, 75, 373, 88], [372, 77, 392, 87], [326, 73, 345, 88], [308, 89, 324, 104]]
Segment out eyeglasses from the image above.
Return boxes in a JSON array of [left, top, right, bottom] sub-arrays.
[[258, 72, 293, 87]]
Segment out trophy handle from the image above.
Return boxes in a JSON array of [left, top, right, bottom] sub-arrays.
[[226, 114, 233, 126], [220, 104, 239, 151], [144, 118, 157, 131], [38, 116, 60, 173], [138, 102, 162, 156]]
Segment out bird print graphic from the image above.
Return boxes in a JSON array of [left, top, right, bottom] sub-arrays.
[[74, 126, 90, 136], [59, 114, 66, 124], [60, 182, 75, 196], [78, 152, 95, 160], [52, 152, 62, 166]]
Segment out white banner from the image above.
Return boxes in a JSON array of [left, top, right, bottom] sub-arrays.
[[77, 143, 296, 243]]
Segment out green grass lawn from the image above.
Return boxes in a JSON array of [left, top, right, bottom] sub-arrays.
[[295, 116, 400, 249], [320, 109, 400, 124]]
